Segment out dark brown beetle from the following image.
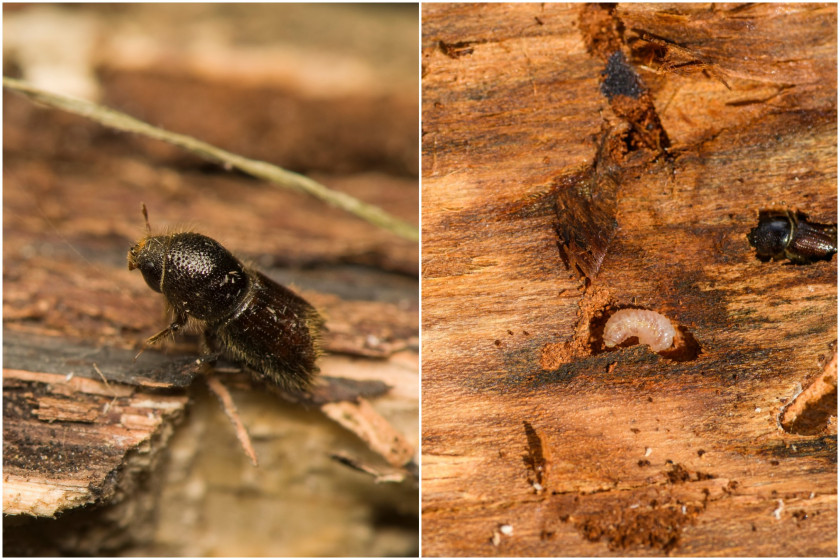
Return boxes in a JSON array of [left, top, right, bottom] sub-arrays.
[[747, 209, 837, 264], [127, 204, 325, 391]]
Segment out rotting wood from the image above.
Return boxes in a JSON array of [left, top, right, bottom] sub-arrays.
[[422, 3, 836, 556], [3, 312, 413, 518], [781, 350, 838, 435], [3, 14, 418, 559], [322, 397, 416, 468], [3, 366, 189, 517]]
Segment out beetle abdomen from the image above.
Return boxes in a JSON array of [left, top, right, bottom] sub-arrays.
[[212, 272, 325, 390], [787, 221, 837, 262]]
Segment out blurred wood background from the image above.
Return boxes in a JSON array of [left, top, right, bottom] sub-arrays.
[[422, 3, 836, 556], [3, 4, 418, 556]]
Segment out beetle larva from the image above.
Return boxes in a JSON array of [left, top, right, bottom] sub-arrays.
[[603, 309, 676, 352]]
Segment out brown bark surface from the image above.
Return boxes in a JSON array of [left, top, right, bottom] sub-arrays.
[[422, 3, 836, 556], [3, 4, 418, 556]]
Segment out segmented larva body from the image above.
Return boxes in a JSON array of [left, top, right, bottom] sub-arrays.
[[603, 309, 676, 352]]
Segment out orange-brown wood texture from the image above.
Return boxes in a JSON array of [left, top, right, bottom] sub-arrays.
[[422, 3, 836, 556]]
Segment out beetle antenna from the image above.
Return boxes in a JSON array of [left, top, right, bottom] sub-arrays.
[[140, 202, 151, 234]]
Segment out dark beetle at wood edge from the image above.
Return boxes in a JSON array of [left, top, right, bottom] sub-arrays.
[[127, 204, 325, 391], [747, 209, 837, 264]]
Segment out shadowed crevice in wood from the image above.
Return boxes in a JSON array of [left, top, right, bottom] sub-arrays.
[[553, 128, 626, 283], [522, 420, 549, 494], [659, 327, 702, 363], [552, 118, 677, 285], [553, 155, 619, 283], [437, 39, 481, 59], [781, 351, 837, 436]]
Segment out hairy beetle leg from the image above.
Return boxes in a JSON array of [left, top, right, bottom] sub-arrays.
[[146, 316, 187, 345]]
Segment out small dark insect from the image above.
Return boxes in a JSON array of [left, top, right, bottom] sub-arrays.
[[747, 209, 837, 264], [127, 204, 325, 391]]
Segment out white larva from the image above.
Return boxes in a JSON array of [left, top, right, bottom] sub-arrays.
[[603, 309, 676, 352]]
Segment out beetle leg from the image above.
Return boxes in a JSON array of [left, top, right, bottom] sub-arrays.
[[146, 314, 187, 345], [197, 330, 222, 370]]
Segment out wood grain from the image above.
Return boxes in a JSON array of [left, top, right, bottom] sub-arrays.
[[422, 3, 836, 556], [3, 366, 189, 517]]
